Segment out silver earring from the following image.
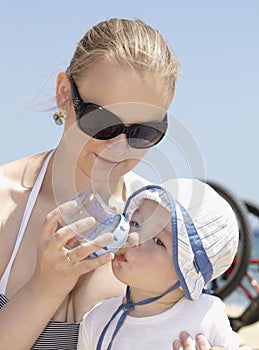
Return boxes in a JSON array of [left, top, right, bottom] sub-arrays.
[[53, 109, 67, 125]]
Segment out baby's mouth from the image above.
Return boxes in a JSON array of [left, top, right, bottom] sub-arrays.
[[115, 247, 126, 256], [114, 247, 128, 262]]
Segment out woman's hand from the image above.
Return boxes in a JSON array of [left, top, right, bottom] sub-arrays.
[[30, 200, 114, 300], [172, 332, 227, 350], [172, 332, 249, 350]]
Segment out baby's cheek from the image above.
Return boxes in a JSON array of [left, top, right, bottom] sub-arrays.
[[125, 249, 139, 263]]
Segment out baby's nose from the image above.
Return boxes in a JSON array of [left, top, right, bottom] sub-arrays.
[[124, 231, 140, 248]]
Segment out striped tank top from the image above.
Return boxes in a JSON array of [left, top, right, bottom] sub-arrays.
[[0, 151, 80, 349]]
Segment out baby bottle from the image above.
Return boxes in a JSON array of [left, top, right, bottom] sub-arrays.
[[62, 189, 129, 257]]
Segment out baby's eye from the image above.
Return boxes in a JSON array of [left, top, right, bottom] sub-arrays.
[[153, 237, 165, 247], [130, 221, 140, 229]]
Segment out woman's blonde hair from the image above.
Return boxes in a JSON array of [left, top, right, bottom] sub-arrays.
[[69, 18, 181, 98]]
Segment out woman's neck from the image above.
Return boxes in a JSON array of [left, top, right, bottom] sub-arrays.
[[42, 148, 126, 208]]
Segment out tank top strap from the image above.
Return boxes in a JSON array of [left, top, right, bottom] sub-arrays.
[[0, 150, 54, 294]]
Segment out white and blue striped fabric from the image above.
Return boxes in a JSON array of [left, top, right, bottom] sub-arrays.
[[0, 294, 80, 350], [123, 179, 239, 300]]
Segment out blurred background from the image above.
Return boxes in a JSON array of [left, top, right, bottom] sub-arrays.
[[0, 1, 258, 347]]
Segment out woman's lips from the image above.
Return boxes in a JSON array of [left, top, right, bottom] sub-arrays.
[[95, 154, 122, 168]]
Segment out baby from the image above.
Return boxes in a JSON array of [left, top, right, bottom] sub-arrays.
[[77, 178, 243, 350]]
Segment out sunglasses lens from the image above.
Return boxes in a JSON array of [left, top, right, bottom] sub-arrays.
[[77, 105, 122, 139], [76, 102, 167, 149], [69, 75, 168, 148], [94, 124, 122, 139], [127, 122, 167, 149]]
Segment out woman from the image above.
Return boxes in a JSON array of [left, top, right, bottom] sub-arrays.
[[0, 18, 180, 349], [0, 18, 241, 350]]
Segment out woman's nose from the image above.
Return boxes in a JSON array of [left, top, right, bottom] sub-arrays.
[[106, 133, 129, 152]]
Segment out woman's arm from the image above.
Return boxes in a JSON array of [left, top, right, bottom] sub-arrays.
[[0, 202, 114, 350]]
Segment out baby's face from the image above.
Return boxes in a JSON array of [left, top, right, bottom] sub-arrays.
[[112, 200, 179, 295], [129, 199, 172, 245]]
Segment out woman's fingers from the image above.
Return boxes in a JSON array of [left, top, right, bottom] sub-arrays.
[[40, 200, 78, 240], [76, 250, 114, 275], [172, 332, 227, 350], [172, 340, 183, 350], [195, 334, 212, 350], [61, 233, 115, 281], [64, 232, 114, 263], [49, 216, 96, 250], [196, 334, 227, 350], [32, 200, 117, 299], [172, 332, 196, 350], [33, 230, 114, 299]]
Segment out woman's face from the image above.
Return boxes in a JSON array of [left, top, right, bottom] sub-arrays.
[[58, 61, 172, 183], [112, 200, 179, 295]]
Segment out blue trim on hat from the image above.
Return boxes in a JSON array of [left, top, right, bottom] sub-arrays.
[[169, 196, 193, 300], [123, 184, 165, 215], [177, 202, 213, 285], [123, 184, 213, 300], [124, 185, 192, 299]]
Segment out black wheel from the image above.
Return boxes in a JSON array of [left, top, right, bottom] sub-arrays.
[[204, 180, 253, 299], [229, 294, 259, 332], [228, 200, 259, 331], [244, 200, 259, 218]]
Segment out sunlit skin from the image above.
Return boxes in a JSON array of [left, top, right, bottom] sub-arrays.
[[55, 61, 172, 200], [0, 19, 240, 349], [112, 200, 184, 317], [0, 61, 173, 329], [53, 63, 173, 317]]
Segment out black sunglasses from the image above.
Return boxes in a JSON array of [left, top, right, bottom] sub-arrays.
[[67, 71, 168, 149]]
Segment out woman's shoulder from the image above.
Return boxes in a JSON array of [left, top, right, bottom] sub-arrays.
[[0, 151, 51, 192]]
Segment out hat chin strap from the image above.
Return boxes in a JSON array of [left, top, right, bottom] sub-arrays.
[[96, 280, 181, 350]]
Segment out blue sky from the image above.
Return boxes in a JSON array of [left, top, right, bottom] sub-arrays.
[[0, 1, 258, 202]]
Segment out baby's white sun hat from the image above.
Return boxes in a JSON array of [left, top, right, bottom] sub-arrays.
[[123, 178, 239, 300]]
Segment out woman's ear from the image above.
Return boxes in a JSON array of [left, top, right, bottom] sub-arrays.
[[56, 71, 70, 109]]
